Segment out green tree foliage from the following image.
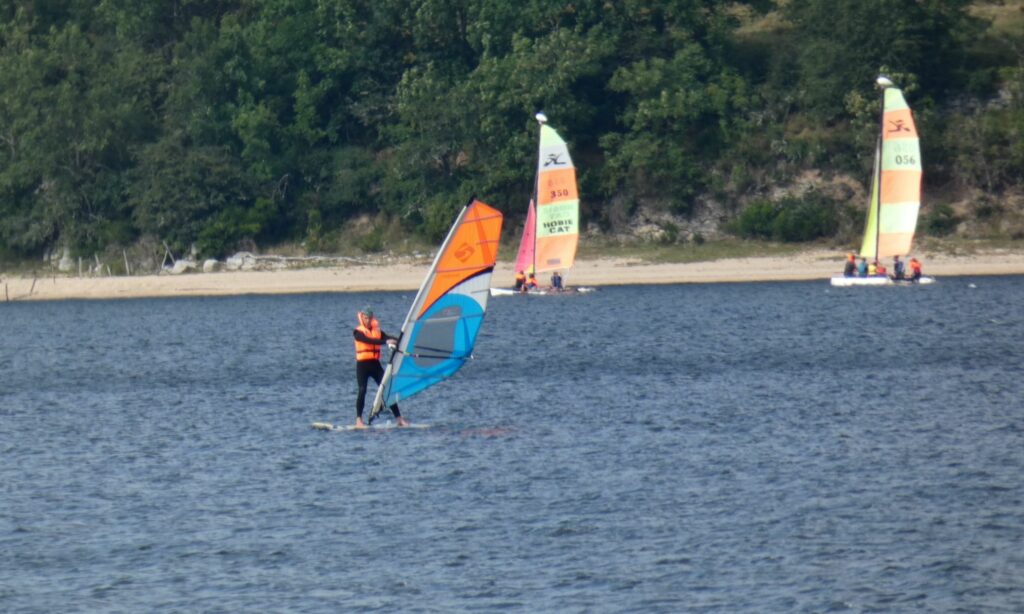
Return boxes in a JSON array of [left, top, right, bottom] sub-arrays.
[[784, 0, 982, 118], [0, 0, 1021, 260]]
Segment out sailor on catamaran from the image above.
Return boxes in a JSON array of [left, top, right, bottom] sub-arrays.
[[352, 307, 408, 429], [513, 270, 526, 292]]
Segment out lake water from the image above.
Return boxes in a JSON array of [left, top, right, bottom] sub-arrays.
[[2, 277, 1023, 612]]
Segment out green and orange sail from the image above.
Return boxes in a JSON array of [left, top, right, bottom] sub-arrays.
[[860, 77, 923, 260], [516, 113, 579, 275]]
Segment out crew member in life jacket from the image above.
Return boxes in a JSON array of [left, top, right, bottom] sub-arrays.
[[857, 257, 868, 277], [524, 273, 539, 291], [550, 271, 563, 291], [843, 252, 856, 277], [875, 261, 887, 277], [891, 255, 906, 281], [909, 257, 923, 282], [353, 307, 408, 428], [513, 270, 526, 292]]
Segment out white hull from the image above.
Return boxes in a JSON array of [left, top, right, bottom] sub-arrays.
[[489, 286, 595, 297], [830, 276, 935, 287]]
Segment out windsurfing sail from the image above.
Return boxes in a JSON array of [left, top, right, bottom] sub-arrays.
[[859, 76, 922, 260], [518, 113, 579, 275], [368, 198, 503, 422]]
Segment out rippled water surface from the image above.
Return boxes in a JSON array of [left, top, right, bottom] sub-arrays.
[[3, 277, 1024, 612]]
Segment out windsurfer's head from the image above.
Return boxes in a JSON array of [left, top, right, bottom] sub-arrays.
[[358, 307, 376, 327]]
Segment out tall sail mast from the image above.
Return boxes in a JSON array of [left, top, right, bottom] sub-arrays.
[[874, 76, 891, 260], [532, 112, 546, 276]]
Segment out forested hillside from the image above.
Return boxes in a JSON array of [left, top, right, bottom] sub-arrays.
[[1, 0, 1022, 267]]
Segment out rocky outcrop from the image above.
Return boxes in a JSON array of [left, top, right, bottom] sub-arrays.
[[170, 259, 197, 274]]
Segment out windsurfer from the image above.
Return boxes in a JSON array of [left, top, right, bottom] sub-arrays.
[[353, 307, 408, 428]]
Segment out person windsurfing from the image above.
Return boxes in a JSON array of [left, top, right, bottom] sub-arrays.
[[352, 307, 408, 428]]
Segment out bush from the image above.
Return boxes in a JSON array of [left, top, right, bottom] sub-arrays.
[[922, 203, 960, 236], [732, 195, 839, 242], [733, 200, 778, 240]]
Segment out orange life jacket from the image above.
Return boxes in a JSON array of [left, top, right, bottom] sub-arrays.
[[526, 276, 538, 288], [910, 259, 922, 273], [354, 313, 382, 361], [514, 272, 526, 283]]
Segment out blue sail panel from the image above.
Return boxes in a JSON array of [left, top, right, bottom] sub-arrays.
[[385, 290, 486, 405]]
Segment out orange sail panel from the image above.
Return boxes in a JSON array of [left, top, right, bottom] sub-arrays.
[[418, 200, 503, 318]]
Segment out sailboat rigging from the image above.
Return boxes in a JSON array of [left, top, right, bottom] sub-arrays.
[[367, 197, 504, 423]]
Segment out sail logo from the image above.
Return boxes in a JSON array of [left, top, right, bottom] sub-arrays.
[[887, 119, 911, 134], [543, 153, 567, 167], [454, 242, 475, 261]]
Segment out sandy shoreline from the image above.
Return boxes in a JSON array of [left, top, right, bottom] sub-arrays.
[[4, 249, 1024, 302]]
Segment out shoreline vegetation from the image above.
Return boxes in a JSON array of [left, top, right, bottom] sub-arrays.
[[4, 241, 1024, 302]]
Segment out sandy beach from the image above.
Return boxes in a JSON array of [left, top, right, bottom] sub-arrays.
[[3, 248, 1024, 302]]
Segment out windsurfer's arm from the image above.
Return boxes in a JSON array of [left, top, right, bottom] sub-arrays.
[[353, 329, 387, 345]]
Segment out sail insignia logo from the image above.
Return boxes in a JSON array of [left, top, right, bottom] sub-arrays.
[[887, 119, 911, 134], [454, 242, 475, 261], [544, 153, 566, 167]]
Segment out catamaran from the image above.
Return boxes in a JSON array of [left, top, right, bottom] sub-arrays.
[[831, 76, 934, 287], [492, 113, 592, 296]]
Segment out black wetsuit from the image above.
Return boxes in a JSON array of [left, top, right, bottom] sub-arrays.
[[353, 328, 401, 421]]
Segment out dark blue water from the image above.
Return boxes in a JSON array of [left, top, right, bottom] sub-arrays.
[[3, 278, 1023, 612]]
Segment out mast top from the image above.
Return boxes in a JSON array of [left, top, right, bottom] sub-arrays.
[[535, 112, 548, 125], [876, 76, 894, 89]]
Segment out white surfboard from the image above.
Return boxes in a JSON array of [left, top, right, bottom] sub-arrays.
[[307, 421, 428, 431]]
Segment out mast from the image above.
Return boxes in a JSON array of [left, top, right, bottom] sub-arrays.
[[874, 76, 893, 260], [532, 112, 547, 276]]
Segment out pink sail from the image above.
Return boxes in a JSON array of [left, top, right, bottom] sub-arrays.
[[514, 199, 536, 274]]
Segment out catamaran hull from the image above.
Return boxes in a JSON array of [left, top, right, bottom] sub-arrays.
[[830, 276, 935, 287], [489, 287, 595, 297]]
